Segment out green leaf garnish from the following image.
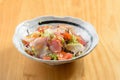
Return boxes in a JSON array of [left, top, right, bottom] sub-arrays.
[[48, 54, 58, 60]]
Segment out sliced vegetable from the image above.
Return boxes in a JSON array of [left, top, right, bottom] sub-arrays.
[[22, 40, 29, 47], [57, 51, 73, 60], [57, 51, 66, 60], [64, 53, 73, 59], [62, 32, 71, 40]]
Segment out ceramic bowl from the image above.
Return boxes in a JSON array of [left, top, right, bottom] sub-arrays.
[[13, 16, 99, 65]]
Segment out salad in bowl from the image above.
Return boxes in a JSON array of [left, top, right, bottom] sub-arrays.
[[13, 16, 98, 65], [22, 24, 87, 60]]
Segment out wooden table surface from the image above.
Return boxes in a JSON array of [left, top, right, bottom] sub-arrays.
[[0, 0, 120, 80]]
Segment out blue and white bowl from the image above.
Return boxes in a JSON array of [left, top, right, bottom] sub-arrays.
[[13, 16, 99, 65]]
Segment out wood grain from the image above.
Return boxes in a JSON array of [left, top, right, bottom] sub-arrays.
[[0, 0, 120, 80]]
